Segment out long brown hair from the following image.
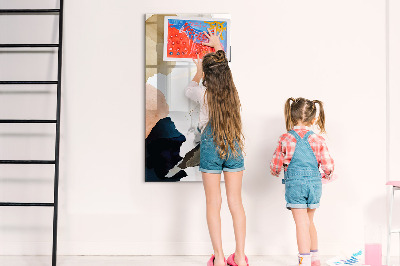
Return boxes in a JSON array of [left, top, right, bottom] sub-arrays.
[[202, 50, 244, 158], [284, 97, 326, 133]]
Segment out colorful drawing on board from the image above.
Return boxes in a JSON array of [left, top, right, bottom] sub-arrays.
[[163, 17, 230, 61]]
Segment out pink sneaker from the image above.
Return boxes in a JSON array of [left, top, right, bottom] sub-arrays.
[[311, 261, 321, 266], [227, 253, 249, 266], [207, 254, 227, 266]]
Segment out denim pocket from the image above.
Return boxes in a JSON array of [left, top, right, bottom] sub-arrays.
[[200, 139, 217, 159], [312, 182, 322, 201], [285, 181, 303, 203]]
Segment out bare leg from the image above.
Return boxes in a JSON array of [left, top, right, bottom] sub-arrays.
[[292, 208, 311, 254], [224, 171, 247, 266], [202, 172, 225, 266], [307, 209, 318, 251]]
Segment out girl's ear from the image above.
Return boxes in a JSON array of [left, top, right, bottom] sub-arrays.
[[312, 117, 317, 124]]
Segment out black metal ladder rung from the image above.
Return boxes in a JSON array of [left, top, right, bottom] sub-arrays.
[[0, 9, 60, 14], [0, 119, 57, 123], [0, 160, 55, 164], [0, 81, 58, 84], [0, 202, 54, 207], [0, 44, 59, 48], [0, 1, 63, 265]]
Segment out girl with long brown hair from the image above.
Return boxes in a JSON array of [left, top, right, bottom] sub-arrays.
[[270, 98, 335, 266], [185, 29, 248, 266]]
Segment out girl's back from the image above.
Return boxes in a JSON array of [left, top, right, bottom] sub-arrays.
[[270, 126, 334, 179]]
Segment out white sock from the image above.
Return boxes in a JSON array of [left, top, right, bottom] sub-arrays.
[[311, 250, 319, 262], [298, 254, 311, 266]]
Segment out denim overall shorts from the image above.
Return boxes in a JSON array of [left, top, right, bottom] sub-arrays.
[[283, 130, 322, 210], [199, 125, 245, 174]]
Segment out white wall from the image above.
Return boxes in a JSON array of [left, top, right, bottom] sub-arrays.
[[388, 0, 400, 258], [0, 0, 391, 257]]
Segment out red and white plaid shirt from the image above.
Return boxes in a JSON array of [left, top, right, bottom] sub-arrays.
[[270, 126, 334, 179]]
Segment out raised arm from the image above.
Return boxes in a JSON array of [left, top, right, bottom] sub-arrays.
[[185, 55, 205, 103], [192, 54, 203, 83], [186, 28, 222, 101]]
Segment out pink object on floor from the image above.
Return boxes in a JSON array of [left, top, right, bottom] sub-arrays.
[[365, 243, 382, 266], [207, 254, 227, 266], [227, 253, 249, 266], [321, 173, 338, 184], [386, 181, 400, 187], [311, 260, 321, 266]]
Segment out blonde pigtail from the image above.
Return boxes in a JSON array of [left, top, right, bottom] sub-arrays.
[[285, 98, 295, 131], [313, 100, 326, 133]]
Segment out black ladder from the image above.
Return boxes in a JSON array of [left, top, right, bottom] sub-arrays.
[[0, 2, 64, 266]]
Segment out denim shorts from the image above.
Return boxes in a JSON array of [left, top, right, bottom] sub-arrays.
[[285, 178, 322, 209], [199, 127, 245, 174]]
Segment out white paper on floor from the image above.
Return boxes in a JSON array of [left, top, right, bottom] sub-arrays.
[[326, 249, 364, 266]]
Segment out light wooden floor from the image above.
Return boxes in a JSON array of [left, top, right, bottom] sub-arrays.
[[0, 255, 396, 266], [0, 256, 317, 266]]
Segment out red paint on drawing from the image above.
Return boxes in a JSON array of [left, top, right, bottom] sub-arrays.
[[167, 25, 214, 59]]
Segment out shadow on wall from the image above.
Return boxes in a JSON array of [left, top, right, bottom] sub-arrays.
[[365, 195, 386, 227], [364, 194, 387, 246], [241, 114, 292, 254]]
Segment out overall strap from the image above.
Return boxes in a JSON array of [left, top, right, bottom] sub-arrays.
[[303, 130, 314, 140], [284, 129, 320, 181], [288, 130, 301, 141]]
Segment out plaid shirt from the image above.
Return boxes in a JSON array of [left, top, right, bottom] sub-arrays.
[[270, 126, 334, 179]]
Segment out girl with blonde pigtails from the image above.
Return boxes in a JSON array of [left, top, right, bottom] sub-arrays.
[[270, 98, 335, 266]]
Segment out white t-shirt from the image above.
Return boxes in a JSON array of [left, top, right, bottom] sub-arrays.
[[185, 81, 209, 131]]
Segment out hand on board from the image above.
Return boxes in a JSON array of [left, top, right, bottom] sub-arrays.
[[202, 28, 223, 51], [193, 54, 203, 74], [192, 54, 203, 83]]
